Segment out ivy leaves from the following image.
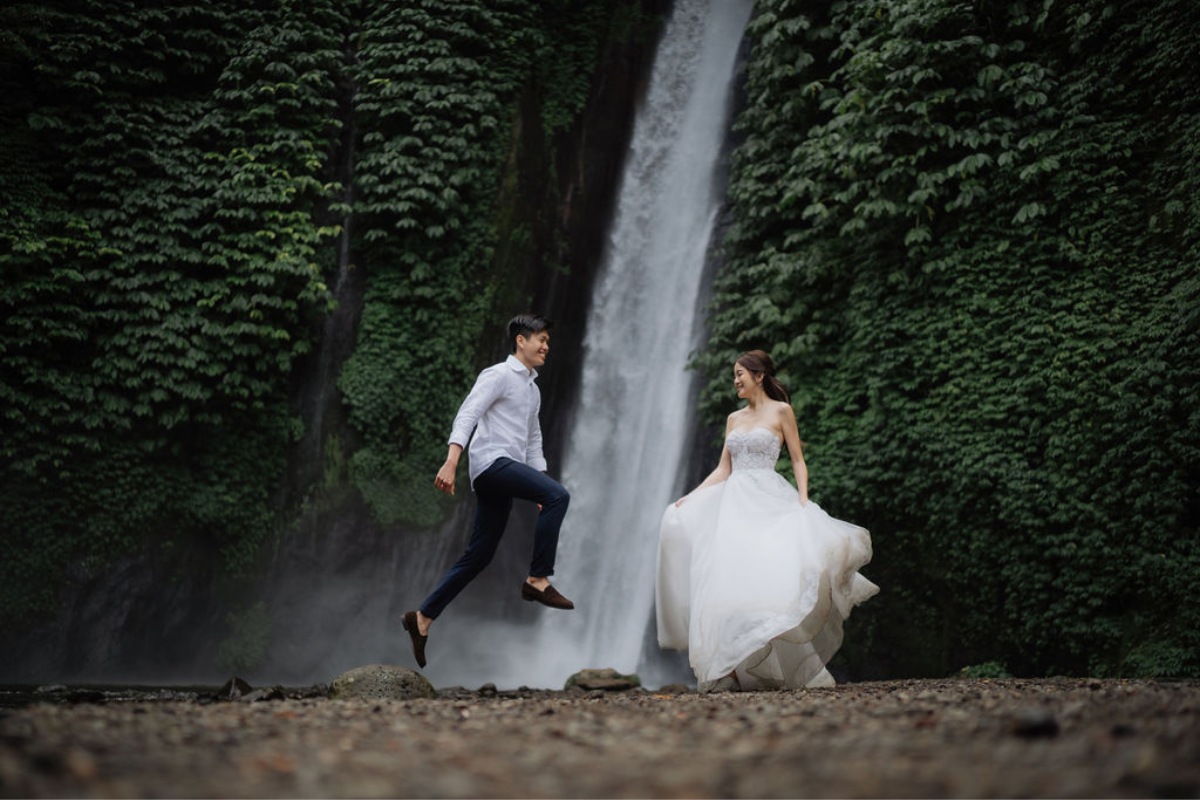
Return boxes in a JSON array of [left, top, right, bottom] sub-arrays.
[[338, 0, 627, 526], [1, 0, 643, 632], [0, 0, 346, 620], [705, 0, 1200, 678]]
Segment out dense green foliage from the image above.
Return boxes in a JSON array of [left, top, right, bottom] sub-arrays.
[[702, 0, 1199, 677], [336, 0, 633, 527], [2, 1, 342, 621], [0, 0, 643, 627]]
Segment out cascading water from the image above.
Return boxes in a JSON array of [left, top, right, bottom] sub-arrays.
[[416, 0, 752, 690], [535, 0, 754, 688]]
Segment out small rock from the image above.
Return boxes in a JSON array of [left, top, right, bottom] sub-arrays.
[[63, 690, 106, 705], [217, 677, 253, 700], [29, 749, 64, 774], [1010, 707, 1059, 738], [655, 684, 693, 695], [329, 665, 435, 701], [288, 683, 329, 700], [242, 686, 286, 702], [63, 749, 98, 780], [477, 683, 498, 696], [564, 668, 641, 692]]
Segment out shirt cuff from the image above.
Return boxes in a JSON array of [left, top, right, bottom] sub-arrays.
[[448, 431, 470, 449]]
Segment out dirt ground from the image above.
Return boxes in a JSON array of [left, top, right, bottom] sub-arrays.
[[1, 678, 1197, 798]]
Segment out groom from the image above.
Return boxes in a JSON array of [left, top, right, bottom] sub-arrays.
[[401, 313, 574, 668]]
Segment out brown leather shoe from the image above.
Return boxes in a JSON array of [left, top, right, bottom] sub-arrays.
[[521, 581, 575, 610], [401, 611, 428, 668]]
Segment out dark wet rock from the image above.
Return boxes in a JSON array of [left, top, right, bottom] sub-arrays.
[[564, 668, 641, 692], [1010, 707, 1060, 738], [477, 683, 498, 696], [19, 686, 107, 705], [242, 686, 286, 703], [64, 690, 107, 705], [136, 689, 201, 703], [217, 677, 253, 701], [328, 665, 435, 701], [286, 684, 328, 700]]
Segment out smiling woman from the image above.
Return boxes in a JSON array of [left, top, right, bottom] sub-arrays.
[[658, 350, 879, 691]]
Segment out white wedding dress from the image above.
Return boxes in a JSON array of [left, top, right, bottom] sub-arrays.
[[656, 427, 879, 691]]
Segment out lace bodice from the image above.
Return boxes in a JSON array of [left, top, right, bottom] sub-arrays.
[[727, 427, 781, 471]]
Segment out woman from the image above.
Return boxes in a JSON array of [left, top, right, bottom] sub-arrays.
[[656, 350, 878, 691]]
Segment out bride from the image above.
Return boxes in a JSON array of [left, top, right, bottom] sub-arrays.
[[656, 350, 879, 691]]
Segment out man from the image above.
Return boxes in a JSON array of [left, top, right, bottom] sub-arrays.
[[401, 313, 574, 668]]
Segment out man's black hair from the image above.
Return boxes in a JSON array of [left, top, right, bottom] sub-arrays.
[[508, 313, 552, 353]]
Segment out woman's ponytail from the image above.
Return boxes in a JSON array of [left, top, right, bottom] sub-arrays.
[[736, 350, 790, 404], [762, 374, 790, 404]]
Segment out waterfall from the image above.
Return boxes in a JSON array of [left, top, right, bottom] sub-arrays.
[[412, 0, 752, 690], [539, 0, 753, 688]]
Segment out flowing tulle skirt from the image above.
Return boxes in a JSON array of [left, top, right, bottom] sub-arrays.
[[656, 469, 879, 691]]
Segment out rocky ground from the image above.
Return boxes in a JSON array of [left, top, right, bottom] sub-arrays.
[[1, 678, 1197, 798]]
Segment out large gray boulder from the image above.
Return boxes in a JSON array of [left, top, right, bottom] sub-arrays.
[[564, 668, 641, 692], [329, 664, 436, 700]]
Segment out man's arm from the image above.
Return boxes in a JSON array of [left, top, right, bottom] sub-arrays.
[[435, 369, 503, 495], [525, 389, 547, 472]]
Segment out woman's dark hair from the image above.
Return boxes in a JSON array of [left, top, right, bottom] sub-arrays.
[[736, 350, 790, 404], [508, 313, 553, 353]]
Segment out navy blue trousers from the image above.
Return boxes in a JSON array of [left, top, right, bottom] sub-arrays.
[[419, 458, 570, 620]]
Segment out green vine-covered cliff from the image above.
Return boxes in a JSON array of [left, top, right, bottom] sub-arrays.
[[2, 0, 1196, 681], [702, 0, 1199, 678], [0, 0, 662, 661]]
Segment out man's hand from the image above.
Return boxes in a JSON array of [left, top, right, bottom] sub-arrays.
[[434, 462, 456, 496], [435, 444, 463, 496]]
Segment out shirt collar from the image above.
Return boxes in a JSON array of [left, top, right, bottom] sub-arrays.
[[506, 354, 538, 381]]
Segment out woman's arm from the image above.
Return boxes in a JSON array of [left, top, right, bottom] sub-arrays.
[[675, 416, 735, 506], [779, 403, 808, 505]]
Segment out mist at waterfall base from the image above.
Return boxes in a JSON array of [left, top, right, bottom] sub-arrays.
[[260, 0, 754, 692]]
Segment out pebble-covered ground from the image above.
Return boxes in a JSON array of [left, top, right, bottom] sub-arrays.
[[1, 678, 1197, 798]]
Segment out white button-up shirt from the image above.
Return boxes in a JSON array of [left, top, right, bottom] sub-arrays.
[[449, 354, 547, 489]]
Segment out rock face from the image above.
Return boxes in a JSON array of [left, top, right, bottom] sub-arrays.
[[565, 668, 641, 692], [328, 665, 435, 701]]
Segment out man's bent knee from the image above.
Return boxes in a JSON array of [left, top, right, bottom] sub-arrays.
[[545, 486, 569, 510]]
